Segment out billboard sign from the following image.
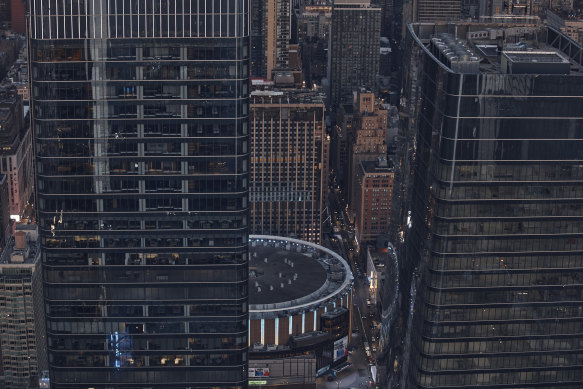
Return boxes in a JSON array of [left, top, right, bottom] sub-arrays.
[[249, 367, 270, 377], [333, 336, 348, 362]]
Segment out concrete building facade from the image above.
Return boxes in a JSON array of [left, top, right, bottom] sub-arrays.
[[251, 0, 291, 79], [250, 90, 329, 243], [0, 225, 45, 388], [416, 0, 461, 21], [329, 0, 380, 110], [346, 91, 388, 216], [10, 0, 25, 33], [0, 87, 33, 220], [0, 175, 9, 247]]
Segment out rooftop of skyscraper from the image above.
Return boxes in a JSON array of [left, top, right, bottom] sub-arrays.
[[300, 5, 332, 16], [360, 157, 394, 173], [333, 0, 372, 7], [409, 22, 583, 75], [250, 88, 326, 105]]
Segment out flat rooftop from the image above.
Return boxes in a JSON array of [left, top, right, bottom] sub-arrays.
[[361, 158, 394, 173], [0, 224, 40, 267], [249, 235, 353, 314], [409, 23, 583, 75], [0, 239, 39, 267], [249, 244, 328, 305], [503, 51, 569, 63], [250, 89, 326, 105]]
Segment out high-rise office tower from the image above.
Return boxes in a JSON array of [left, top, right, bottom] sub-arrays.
[[0, 86, 34, 221], [10, 0, 26, 33], [0, 175, 9, 246], [403, 22, 583, 388], [250, 0, 291, 79], [380, 0, 394, 37], [0, 0, 9, 25], [0, 225, 46, 389], [251, 0, 266, 77], [329, 0, 380, 110], [533, 0, 574, 11], [332, 102, 353, 189], [249, 89, 329, 243], [401, 0, 459, 36], [476, 0, 566, 18], [297, 5, 331, 86], [416, 0, 461, 21], [29, 1, 250, 387], [346, 91, 387, 217]]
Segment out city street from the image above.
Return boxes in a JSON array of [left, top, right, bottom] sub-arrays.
[[315, 265, 379, 388], [317, 174, 385, 388], [319, 247, 380, 385]]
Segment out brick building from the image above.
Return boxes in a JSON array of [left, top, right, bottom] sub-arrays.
[[250, 89, 329, 243], [354, 158, 394, 243], [346, 91, 388, 216]]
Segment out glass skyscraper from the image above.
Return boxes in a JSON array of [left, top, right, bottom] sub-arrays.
[[404, 23, 583, 388], [29, 1, 249, 387]]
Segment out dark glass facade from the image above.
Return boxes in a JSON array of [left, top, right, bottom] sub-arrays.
[[329, 0, 380, 110], [250, 0, 266, 77], [29, 1, 249, 387], [406, 25, 583, 388]]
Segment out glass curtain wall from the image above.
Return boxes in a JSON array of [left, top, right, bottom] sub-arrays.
[[407, 33, 583, 388], [29, 0, 250, 387]]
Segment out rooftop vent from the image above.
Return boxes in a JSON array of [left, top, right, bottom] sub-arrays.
[[430, 34, 480, 74]]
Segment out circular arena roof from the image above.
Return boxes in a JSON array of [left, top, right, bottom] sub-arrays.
[[249, 235, 353, 317]]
